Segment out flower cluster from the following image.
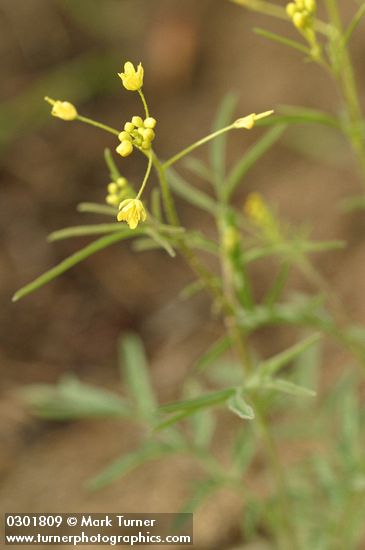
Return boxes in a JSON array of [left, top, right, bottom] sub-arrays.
[[105, 177, 133, 206], [116, 116, 157, 158], [244, 192, 281, 242], [286, 0, 316, 31]]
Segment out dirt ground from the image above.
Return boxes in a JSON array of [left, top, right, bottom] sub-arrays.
[[1, 1, 365, 548]]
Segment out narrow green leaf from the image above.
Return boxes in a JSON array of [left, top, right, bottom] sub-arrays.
[[179, 279, 206, 301], [263, 262, 291, 307], [264, 378, 316, 397], [104, 148, 121, 181], [145, 228, 176, 257], [260, 333, 321, 378], [21, 376, 130, 420], [48, 224, 133, 242], [159, 388, 235, 414], [210, 92, 239, 186], [182, 157, 214, 183], [157, 224, 186, 235], [154, 409, 198, 431], [342, 3, 365, 46], [254, 27, 311, 55], [185, 381, 215, 449], [227, 389, 255, 420], [245, 239, 345, 264], [77, 202, 118, 216], [225, 125, 285, 199], [178, 479, 222, 515], [230, 0, 287, 20], [238, 296, 332, 334], [12, 232, 134, 302], [118, 333, 157, 419], [87, 442, 174, 490], [132, 238, 164, 253], [205, 361, 243, 387], [183, 231, 219, 255], [190, 408, 215, 449], [166, 168, 217, 214], [293, 337, 321, 398], [195, 336, 232, 372], [232, 428, 257, 472]]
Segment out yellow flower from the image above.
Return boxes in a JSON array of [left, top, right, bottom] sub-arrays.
[[44, 97, 77, 121], [117, 198, 147, 229], [234, 110, 274, 129], [118, 62, 144, 91]]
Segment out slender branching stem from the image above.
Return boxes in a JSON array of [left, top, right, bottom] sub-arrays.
[[324, 0, 365, 186], [138, 89, 150, 119], [76, 115, 120, 136], [136, 153, 153, 199], [216, 212, 299, 549], [151, 153, 229, 310], [163, 124, 236, 169]]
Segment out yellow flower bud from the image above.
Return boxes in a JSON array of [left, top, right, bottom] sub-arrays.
[[143, 128, 155, 141], [235, 114, 255, 130], [118, 61, 144, 91], [45, 97, 77, 121], [118, 130, 132, 142], [106, 195, 119, 206], [132, 116, 143, 127], [295, 0, 305, 8], [116, 177, 127, 187], [234, 110, 273, 130], [116, 140, 133, 157], [108, 182, 118, 193], [286, 2, 297, 17], [293, 11, 307, 29], [117, 198, 147, 229], [124, 122, 135, 132], [304, 0, 316, 13], [141, 140, 151, 150], [144, 117, 157, 129]]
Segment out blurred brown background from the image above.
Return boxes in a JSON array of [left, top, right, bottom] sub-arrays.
[[1, 1, 365, 548]]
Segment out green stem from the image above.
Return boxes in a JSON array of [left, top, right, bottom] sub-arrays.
[[324, 0, 365, 186], [76, 115, 119, 136], [155, 143, 297, 547], [163, 124, 236, 169], [216, 213, 299, 548], [151, 153, 180, 226], [136, 152, 153, 199], [138, 89, 150, 118], [151, 153, 230, 312]]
